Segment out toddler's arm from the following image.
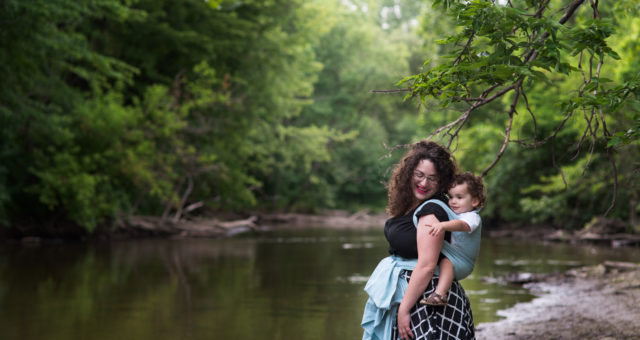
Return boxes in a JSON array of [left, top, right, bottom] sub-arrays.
[[427, 219, 470, 236]]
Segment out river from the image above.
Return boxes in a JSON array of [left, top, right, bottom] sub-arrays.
[[1, 227, 638, 339]]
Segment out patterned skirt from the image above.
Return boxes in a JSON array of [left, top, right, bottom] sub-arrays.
[[391, 270, 475, 340]]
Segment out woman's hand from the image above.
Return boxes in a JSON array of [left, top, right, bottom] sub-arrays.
[[397, 305, 414, 339]]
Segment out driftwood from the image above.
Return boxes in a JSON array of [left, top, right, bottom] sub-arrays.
[[487, 217, 640, 248], [490, 261, 640, 286], [545, 231, 640, 247], [116, 209, 386, 239], [603, 261, 640, 271], [540, 217, 640, 247], [216, 216, 257, 230], [258, 210, 387, 228], [124, 215, 260, 238]]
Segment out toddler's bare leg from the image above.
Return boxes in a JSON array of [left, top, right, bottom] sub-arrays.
[[420, 257, 454, 306], [435, 257, 454, 297]]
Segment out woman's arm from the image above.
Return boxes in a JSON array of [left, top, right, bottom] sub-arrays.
[[397, 214, 444, 340]]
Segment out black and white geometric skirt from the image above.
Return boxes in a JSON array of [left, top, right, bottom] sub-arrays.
[[391, 270, 475, 340]]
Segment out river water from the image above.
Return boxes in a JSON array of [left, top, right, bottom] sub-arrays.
[[1, 227, 639, 340]]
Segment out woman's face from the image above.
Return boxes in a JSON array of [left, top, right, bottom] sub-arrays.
[[412, 159, 439, 202]]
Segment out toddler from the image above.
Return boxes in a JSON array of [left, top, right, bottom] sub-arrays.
[[420, 172, 485, 306]]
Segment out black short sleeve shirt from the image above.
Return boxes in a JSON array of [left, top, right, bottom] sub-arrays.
[[383, 196, 450, 259]]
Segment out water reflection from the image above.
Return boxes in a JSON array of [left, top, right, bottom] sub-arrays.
[[1, 229, 639, 340]]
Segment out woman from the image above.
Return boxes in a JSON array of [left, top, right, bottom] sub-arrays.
[[362, 141, 475, 340]]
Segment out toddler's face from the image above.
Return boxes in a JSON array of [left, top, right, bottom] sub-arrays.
[[448, 183, 478, 214]]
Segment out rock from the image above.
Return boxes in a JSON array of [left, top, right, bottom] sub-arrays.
[[504, 272, 548, 284]]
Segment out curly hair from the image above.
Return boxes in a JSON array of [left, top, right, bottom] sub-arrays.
[[387, 141, 458, 217], [451, 172, 487, 209]]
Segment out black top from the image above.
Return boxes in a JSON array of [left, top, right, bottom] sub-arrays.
[[384, 194, 451, 259]]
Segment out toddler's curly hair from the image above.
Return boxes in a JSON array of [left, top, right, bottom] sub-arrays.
[[452, 172, 486, 208]]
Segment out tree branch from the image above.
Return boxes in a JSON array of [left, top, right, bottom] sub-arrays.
[[511, 110, 573, 148], [551, 134, 568, 189], [173, 174, 194, 223], [520, 88, 538, 141], [482, 112, 514, 178], [604, 147, 618, 216], [370, 88, 411, 93], [453, 31, 475, 66]]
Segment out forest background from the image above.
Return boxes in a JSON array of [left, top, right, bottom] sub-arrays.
[[1, 0, 638, 237]]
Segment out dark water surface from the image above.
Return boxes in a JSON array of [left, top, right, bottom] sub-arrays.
[[1, 227, 639, 340]]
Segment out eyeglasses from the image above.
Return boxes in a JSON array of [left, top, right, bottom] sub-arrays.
[[413, 171, 438, 184]]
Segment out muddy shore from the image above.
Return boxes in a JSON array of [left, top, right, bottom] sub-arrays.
[[475, 261, 640, 340], [474, 221, 640, 338]]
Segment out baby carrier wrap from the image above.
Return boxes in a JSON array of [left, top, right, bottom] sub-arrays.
[[412, 199, 481, 280]]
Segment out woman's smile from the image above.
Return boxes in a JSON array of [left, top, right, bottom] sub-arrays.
[[412, 159, 438, 201]]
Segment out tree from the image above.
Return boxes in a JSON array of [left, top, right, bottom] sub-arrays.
[[398, 0, 640, 220], [0, 0, 338, 230], [0, 0, 140, 229], [273, 0, 420, 211]]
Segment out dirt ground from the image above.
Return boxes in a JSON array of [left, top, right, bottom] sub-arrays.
[[475, 262, 640, 340]]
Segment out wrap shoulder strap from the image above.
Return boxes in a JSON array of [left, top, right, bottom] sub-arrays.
[[412, 199, 458, 227]]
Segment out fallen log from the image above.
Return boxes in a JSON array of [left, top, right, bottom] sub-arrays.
[[124, 215, 260, 238], [603, 261, 640, 271], [215, 216, 258, 231], [544, 230, 640, 247]]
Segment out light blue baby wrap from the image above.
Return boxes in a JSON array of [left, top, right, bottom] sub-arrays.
[[412, 199, 481, 280], [362, 199, 481, 340], [361, 255, 418, 340]]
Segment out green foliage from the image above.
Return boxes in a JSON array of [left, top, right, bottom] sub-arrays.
[[2, 0, 638, 233], [608, 117, 640, 147], [404, 0, 640, 228], [0, 0, 140, 228], [2, 0, 420, 230]]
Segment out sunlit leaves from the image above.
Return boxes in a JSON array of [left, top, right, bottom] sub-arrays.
[[608, 115, 640, 147], [565, 19, 620, 60]]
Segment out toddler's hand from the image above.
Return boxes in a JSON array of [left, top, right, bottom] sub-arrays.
[[428, 223, 445, 236]]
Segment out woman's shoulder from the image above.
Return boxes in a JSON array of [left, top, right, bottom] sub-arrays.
[[415, 194, 450, 220], [430, 192, 449, 204], [418, 193, 448, 210]]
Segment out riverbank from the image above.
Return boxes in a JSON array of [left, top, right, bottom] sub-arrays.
[[0, 210, 389, 242], [115, 212, 640, 246], [476, 261, 640, 340], [115, 210, 389, 238], [5, 210, 638, 246]]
